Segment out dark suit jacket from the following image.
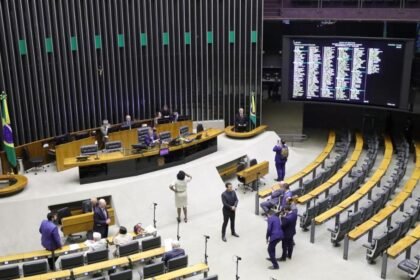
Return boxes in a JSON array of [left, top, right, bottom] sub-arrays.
[[162, 248, 185, 265], [93, 207, 109, 237], [235, 114, 248, 127], [268, 189, 284, 206], [144, 133, 159, 146], [266, 215, 284, 241], [281, 211, 297, 239]]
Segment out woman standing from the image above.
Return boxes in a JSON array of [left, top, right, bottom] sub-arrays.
[[169, 171, 192, 223]]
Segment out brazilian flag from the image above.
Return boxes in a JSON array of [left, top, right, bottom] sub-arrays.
[[0, 93, 17, 168], [249, 91, 257, 127]]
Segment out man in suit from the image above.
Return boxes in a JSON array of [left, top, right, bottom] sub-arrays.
[[235, 108, 248, 132], [260, 183, 285, 215], [144, 127, 160, 147], [266, 210, 283, 270], [100, 119, 111, 145], [93, 199, 110, 238], [273, 139, 288, 181], [280, 183, 292, 210], [221, 182, 239, 242], [280, 205, 298, 261], [39, 212, 62, 270], [162, 240, 185, 266]]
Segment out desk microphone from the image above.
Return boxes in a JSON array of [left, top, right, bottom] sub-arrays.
[[153, 202, 158, 206], [204, 235, 210, 239], [235, 255, 242, 260]]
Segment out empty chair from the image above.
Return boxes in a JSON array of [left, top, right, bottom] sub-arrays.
[[196, 123, 204, 133], [396, 216, 412, 238], [0, 264, 20, 280], [349, 211, 363, 229], [22, 147, 46, 175], [87, 248, 109, 264], [237, 162, 253, 193], [249, 159, 257, 167], [141, 236, 161, 251], [328, 190, 343, 208], [22, 259, 48, 277], [118, 240, 140, 257], [360, 201, 374, 221], [299, 204, 319, 231], [143, 262, 165, 278], [109, 269, 133, 280], [60, 252, 84, 269], [317, 198, 330, 214], [364, 232, 389, 264], [167, 255, 188, 272], [398, 255, 420, 280]]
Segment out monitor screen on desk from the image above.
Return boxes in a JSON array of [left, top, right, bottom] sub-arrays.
[[159, 148, 169, 156]]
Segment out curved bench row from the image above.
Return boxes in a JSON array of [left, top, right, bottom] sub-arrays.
[[309, 135, 393, 243], [259, 130, 336, 199]]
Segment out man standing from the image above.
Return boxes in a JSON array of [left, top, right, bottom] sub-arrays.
[[93, 199, 111, 238], [273, 139, 288, 181], [280, 205, 298, 261], [266, 210, 283, 270], [39, 212, 62, 270], [221, 182, 239, 242]]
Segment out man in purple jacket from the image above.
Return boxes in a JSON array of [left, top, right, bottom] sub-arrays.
[[265, 210, 284, 270], [273, 139, 288, 181], [39, 212, 62, 270], [280, 205, 298, 261]]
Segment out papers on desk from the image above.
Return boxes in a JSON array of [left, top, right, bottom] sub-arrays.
[[144, 225, 157, 235], [69, 244, 80, 251], [164, 238, 173, 252]]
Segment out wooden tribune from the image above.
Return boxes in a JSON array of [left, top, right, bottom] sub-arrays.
[[224, 125, 267, 139], [61, 208, 115, 236], [236, 161, 269, 184], [0, 174, 28, 197]]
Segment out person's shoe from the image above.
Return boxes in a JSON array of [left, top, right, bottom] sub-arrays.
[[222, 236, 227, 242], [232, 233, 240, 237], [176, 217, 181, 223], [288, 256, 292, 260], [184, 217, 188, 223], [266, 258, 271, 261], [278, 257, 286, 261], [268, 266, 279, 270], [274, 179, 280, 182]]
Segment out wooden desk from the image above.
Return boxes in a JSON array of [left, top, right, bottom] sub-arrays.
[[370, 206, 397, 223], [387, 236, 418, 258], [348, 220, 378, 241], [156, 120, 192, 139], [72, 257, 129, 276], [56, 136, 97, 171], [409, 225, 420, 239], [63, 129, 223, 184], [390, 192, 411, 208], [224, 125, 267, 139], [129, 247, 165, 262], [402, 178, 418, 194], [237, 161, 269, 184], [0, 174, 28, 197], [315, 207, 342, 224], [151, 263, 209, 280], [62, 208, 115, 236], [21, 270, 71, 280]]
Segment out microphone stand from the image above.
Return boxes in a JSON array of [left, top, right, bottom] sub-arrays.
[[203, 235, 210, 277], [153, 203, 157, 229], [235, 256, 241, 280], [176, 219, 181, 241]]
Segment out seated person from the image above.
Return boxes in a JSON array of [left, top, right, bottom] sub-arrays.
[[113, 226, 133, 246], [123, 114, 132, 129], [260, 183, 285, 215], [84, 232, 107, 256], [133, 223, 145, 236], [162, 240, 185, 266], [154, 111, 162, 126], [161, 104, 171, 118], [144, 127, 160, 147], [286, 195, 299, 214], [172, 109, 179, 122], [100, 119, 111, 143], [235, 108, 248, 132], [113, 226, 133, 256]]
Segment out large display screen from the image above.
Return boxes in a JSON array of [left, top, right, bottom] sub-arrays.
[[282, 36, 414, 110]]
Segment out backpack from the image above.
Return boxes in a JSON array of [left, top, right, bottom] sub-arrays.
[[281, 145, 289, 159]]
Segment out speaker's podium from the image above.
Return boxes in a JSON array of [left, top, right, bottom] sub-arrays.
[[224, 124, 268, 139]]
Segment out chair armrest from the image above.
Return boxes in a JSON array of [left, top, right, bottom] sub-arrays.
[[362, 243, 373, 249]]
